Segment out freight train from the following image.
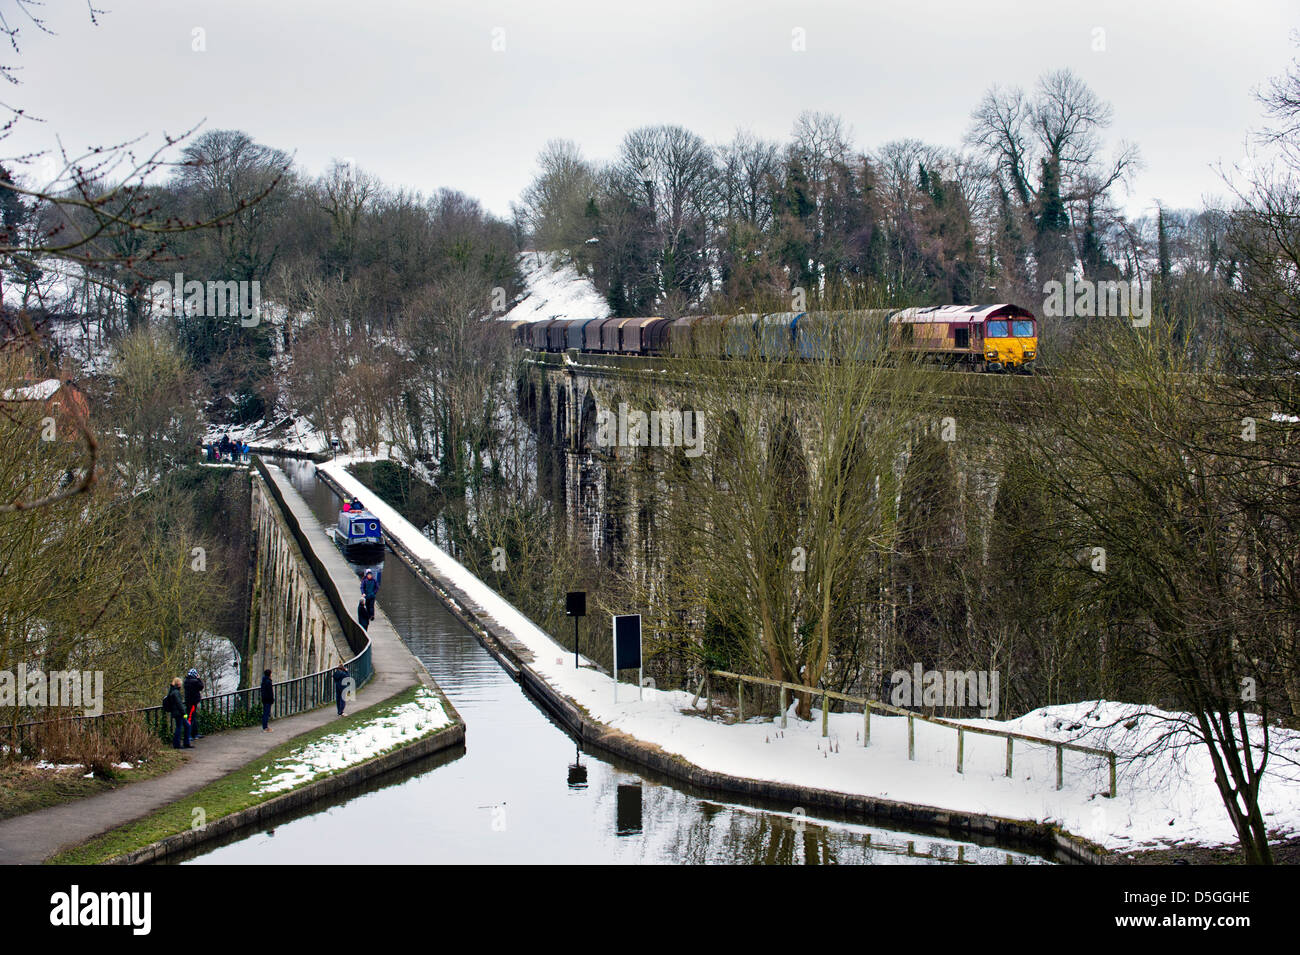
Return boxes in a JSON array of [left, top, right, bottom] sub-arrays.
[[510, 304, 1038, 372]]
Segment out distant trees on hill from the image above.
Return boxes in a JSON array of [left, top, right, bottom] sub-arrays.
[[514, 71, 1254, 350]]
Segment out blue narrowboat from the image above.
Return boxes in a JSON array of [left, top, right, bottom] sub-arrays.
[[336, 499, 384, 561]]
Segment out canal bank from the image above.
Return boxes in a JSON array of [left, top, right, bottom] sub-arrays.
[[53, 687, 464, 865], [29, 461, 465, 865], [315, 459, 1102, 864], [176, 457, 1049, 865]]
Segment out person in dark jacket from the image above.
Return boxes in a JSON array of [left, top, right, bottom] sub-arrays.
[[332, 664, 350, 716], [260, 669, 275, 731], [166, 678, 191, 749], [361, 569, 378, 624], [183, 668, 204, 739]]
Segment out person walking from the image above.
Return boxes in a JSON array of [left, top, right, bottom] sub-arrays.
[[165, 678, 192, 749], [332, 663, 350, 716], [260, 669, 275, 731], [183, 667, 205, 740], [361, 569, 378, 625]]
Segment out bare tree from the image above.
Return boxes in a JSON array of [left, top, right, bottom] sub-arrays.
[[518, 139, 598, 261], [967, 70, 1140, 288]]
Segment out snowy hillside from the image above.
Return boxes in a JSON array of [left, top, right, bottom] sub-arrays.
[[503, 251, 610, 324]]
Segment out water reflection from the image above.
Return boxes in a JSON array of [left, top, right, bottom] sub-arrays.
[[567, 746, 588, 789], [183, 458, 1052, 866], [615, 784, 643, 836]]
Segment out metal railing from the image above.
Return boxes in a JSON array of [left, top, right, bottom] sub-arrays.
[[1, 647, 374, 755], [1, 457, 376, 759], [704, 669, 1118, 797]]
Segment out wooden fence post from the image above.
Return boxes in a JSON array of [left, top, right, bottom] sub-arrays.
[[1005, 736, 1013, 777], [863, 703, 870, 746], [956, 727, 964, 774], [780, 687, 787, 729], [1109, 753, 1117, 798], [737, 678, 744, 723], [1055, 744, 1063, 790], [908, 713, 915, 760], [821, 691, 829, 738]]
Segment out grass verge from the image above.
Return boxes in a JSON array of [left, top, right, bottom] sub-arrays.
[[47, 686, 447, 864], [0, 750, 187, 823]]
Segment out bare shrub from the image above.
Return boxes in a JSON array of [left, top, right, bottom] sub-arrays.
[[104, 714, 158, 764]]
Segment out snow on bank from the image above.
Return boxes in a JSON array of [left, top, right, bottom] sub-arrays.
[[1, 378, 61, 402], [250, 687, 451, 796], [203, 413, 328, 455], [320, 455, 1300, 852], [502, 251, 610, 324]]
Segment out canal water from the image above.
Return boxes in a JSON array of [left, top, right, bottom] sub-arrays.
[[185, 458, 1051, 865]]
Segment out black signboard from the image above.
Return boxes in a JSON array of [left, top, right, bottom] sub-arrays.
[[566, 591, 586, 617], [613, 614, 641, 670]]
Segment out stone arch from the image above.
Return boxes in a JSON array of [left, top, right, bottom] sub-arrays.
[[578, 390, 600, 454], [552, 384, 570, 505], [538, 378, 556, 498], [713, 409, 745, 488], [525, 380, 538, 431], [555, 383, 570, 449], [768, 413, 808, 520], [894, 431, 966, 675]]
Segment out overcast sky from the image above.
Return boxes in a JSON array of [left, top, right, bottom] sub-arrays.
[[10, 0, 1296, 223]]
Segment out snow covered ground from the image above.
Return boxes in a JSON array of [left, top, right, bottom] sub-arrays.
[[251, 687, 451, 796], [202, 414, 329, 455], [501, 251, 610, 324], [320, 455, 1300, 853], [1, 378, 61, 401]]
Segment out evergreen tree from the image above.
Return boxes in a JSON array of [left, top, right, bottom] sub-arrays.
[[1034, 157, 1072, 286]]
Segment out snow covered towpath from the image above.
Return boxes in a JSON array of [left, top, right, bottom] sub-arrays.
[[320, 455, 1300, 855]]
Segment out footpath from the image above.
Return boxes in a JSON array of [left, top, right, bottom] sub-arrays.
[[0, 462, 433, 864]]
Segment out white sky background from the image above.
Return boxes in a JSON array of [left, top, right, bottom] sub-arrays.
[[10, 0, 1296, 223]]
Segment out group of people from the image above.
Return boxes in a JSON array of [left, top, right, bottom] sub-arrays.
[[162, 669, 207, 749], [162, 661, 356, 749], [203, 434, 250, 463]]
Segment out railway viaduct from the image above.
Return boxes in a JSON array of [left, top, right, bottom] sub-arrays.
[[517, 350, 1046, 578]]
